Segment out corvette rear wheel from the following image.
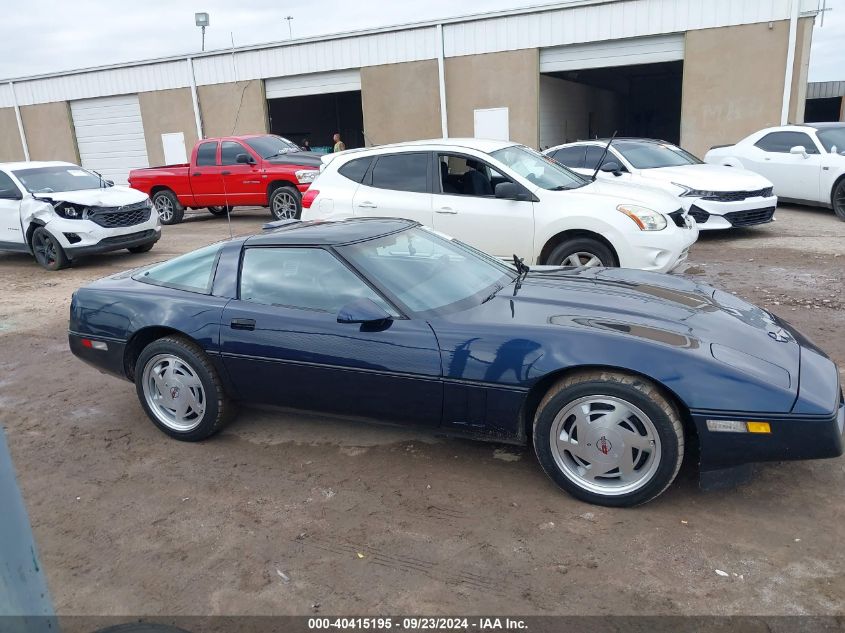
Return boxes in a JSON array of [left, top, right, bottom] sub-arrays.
[[135, 336, 235, 441], [533, 370, 683, 507]]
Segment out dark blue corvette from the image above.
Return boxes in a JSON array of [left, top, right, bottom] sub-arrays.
[[69, 218, 844, 506]]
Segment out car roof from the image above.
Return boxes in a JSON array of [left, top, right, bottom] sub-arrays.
[[244, 217, 418, 247], [335, 137, 518, 158], [0, 160, 78, 171], [806, 122, 845, 130]]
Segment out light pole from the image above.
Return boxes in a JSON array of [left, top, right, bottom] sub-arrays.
[[195, 12, 210, 51], [285, 16, 294, 40]]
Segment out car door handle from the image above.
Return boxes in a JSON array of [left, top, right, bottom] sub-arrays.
[[230, 318, 256, 331], [358, 201, 377, 209], [192, 172, 202, 176], [436, 207, 457, 214], [221, 171, 231, 175]]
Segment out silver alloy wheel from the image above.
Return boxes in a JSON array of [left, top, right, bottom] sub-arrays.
[[550, 395, 661, 496], [154, 195, 174, 222], [272, 190, 298, 219], [142, 353, 206, 432], [562, 252, 604, 268]]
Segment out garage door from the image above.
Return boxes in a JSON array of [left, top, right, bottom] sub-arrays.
[[70, 94, 149, 185], [265, 69, 361, 99], [540, 34, 684, 73]]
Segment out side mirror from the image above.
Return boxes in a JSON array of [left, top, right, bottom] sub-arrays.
[[104, 179, 114, 187], [494, 182, 527, 201], [236, 153, 255, 164], [789, 145, 808, 158], [600, 161, 622, 176], [337, 298, 392, 325]]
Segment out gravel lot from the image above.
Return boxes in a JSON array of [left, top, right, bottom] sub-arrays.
[[1, 204, 843, 616]]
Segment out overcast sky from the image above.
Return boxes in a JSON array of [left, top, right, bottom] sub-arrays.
[[0, 0, 842, 81]]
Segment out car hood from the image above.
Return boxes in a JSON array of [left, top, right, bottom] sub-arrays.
[[572, 179, 681, 213], [450, 267, 801, 389], [639, 164, 773, 192], [265, 151, 323, 168], [35, 185, 148, 207]]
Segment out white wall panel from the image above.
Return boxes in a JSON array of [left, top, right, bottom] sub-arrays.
[[807, 81, 845, 99], [0, 83, 12, 109], [265, 69, 361, 99], [540, 34, 684, 72]]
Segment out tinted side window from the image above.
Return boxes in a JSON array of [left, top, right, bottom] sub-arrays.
[[338, 157, 371, 183], [0, 171, 21, 199], [196, 141, 218, 166], [584, 146, 608, 170], [370, 153, 429, 193], [755, 132, 819, 154], [221, 141, 247, 166], [135, 243, 222, 293], [552, 146, 586, 168], [240, 247, 392, 313]]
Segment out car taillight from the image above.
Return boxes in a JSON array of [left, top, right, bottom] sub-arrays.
[[302, 189, 320, 209]]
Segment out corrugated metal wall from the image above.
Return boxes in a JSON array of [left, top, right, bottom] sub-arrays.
[[807, 81, 845, 100], [0, 0, 819, 109]]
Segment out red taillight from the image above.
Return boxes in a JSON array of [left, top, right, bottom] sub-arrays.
[[301, 189, 320, 209], [81, 338, 93, 348], [80, 338, 108, 351]]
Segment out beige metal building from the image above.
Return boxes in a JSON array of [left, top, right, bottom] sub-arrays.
[[0, 0, 822, 184]]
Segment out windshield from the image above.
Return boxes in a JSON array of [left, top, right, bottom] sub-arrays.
[[614, 141, 702, 169], [244, 135, 301, 159], [490, 145, 587, 191], [12, 166, 108, 193], [816, 128, 845, 154], [337, 226, 516, 317]]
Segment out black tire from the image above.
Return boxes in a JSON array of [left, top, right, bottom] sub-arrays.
[[544, 237, 617, 268], [532, 370, 684, 507], [152, 190, 184, 225], [207, 205, 232, 216], [134, 336, 236, 441], [31, 227, 70, 271], [832, 178, 845, 221], [128, 242, 155, 254], [269, 185, 302, 220]]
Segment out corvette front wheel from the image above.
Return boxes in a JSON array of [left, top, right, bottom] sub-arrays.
[[533, 370, 684, 507]]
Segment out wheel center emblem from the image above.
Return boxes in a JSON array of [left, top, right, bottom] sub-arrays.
[[596, 436, 612, 455], [170, 386, 180, 399]]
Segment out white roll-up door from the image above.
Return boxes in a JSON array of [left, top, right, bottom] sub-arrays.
[[265, 69, 361, 100], [70, 94, 149, 185], [540, 34, 684, 73]]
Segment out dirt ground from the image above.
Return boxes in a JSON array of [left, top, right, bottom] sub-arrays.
[[1, 205, 843, 616]]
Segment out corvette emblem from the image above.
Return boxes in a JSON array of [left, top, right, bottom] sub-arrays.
[[768, 328, 790, 343], [597, 436, 612, 455], [170, 386, 180, 399]]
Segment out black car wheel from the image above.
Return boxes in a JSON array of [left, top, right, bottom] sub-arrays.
[[532, 370, 684, 507], [270, 185, 302, 220], [135, 336, 235, 441], [207, 205, 232, 216], [152, 190, 184, 225], [545, 237, 617, 268], [832, 179, 845, 221], [128, 243, 155, 254], [31, 227, 70, 271]]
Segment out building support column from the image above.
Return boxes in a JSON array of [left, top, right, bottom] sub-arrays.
[[436, 24, 449, 138], [781, 0, 800, 125], [9, 82, 29, 161], [187, 57, 204, 139]]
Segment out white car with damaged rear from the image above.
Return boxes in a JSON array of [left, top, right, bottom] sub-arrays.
[[544, 138, 777, 230], [0, 162, 161, 270], [301, 139, 698, 271]]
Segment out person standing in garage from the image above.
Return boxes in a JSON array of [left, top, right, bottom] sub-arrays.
[[333, 133, 346, 153]]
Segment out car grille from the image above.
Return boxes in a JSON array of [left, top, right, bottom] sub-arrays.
[[87, 201, 152, 228], [688, 205, 710, 224], [96, 230, 157, 246], [702, 187, 774, 202], [724, 207, 776, 227]]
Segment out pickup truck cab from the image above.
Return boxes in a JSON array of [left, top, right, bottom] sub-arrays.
[[128, 134, 322, 225]]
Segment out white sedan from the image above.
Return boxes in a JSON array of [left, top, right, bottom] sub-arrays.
[[544, 138, 777, 230], [704, 123, 845, 221], [301, 138, 698, 272]]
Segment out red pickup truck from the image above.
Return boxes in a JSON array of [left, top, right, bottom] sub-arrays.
[[128, 134, 322, 225]]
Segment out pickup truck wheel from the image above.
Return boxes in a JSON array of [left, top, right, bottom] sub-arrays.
[[31, 227, 70, 271], [207, 205, 232, 216], [152, 190, 184, 225], [545, 237, 617, 268], [270, 186, 301, 220]]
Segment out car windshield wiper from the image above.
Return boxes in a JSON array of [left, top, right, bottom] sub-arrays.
[[551, 185, 573, 191], [481, 283, 504, 304]]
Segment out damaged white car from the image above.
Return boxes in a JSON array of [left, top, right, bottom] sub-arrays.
[[0, 161, 161, 270]]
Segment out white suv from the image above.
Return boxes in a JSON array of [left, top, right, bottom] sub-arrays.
[[301, 139, 698, 271], [0, 161, 161, 270]]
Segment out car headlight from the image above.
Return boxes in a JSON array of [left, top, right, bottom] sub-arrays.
[[295, 169, 319, 184], [616, 204, 667, 231], [672, 182, 719, 198], [53, 202, 87, 219]]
